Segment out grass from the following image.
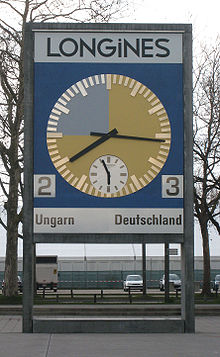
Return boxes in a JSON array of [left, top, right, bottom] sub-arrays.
[[0, 294, 22, 304], [0, 291, 219, 305], [33, 292, 220, 305], [195, 293, 220, 304]]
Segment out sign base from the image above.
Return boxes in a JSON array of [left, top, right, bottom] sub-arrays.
[[33, 317, 184, 333]]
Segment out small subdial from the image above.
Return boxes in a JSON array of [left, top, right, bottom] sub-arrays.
[[89, 155, 128, 194]]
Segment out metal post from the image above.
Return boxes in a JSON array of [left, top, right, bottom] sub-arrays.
[[181, 25, 195, 333], [23, 23, 34, 333], [181, 241, 194, 332], [22, 240, 34, 332], [142, 244, 146, 295], [33, 244, 37, 295], [165, 243, 170, 303]]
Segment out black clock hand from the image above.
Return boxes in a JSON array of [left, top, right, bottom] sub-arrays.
[[101, 159, 111, 185], [90, 131, 165, 143], [69, 128, 118, 163]]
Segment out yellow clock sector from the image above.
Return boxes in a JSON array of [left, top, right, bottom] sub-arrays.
[[46, 74, 171, 198]]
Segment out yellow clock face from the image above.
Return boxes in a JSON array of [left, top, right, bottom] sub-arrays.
[[46, 74, 171, 198]]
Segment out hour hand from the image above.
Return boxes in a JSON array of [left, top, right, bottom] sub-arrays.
[[69, 128, 118, 163], [90, 131, 165, 143], [101, 159, 111, 185]]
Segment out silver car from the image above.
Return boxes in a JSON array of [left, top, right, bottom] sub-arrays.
[[123, 274, 143, 292], [159, 273, 181, 291], [213, 274, 220, 291], [1, 275, 23, 295]]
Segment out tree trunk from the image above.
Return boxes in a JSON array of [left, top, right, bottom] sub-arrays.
[[4, 227, 18, 296], [4, 155, 20, 296], [200, 218, 211, 296]]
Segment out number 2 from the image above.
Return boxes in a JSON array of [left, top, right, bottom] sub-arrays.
[[38, 176, 52, 196], [34, 175, 56, 197]]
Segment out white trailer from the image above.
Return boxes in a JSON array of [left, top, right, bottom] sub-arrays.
[[36, 256, 58, 291]]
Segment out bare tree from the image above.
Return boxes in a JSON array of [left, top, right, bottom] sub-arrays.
[[193, 39, 220, 296], [0, 0, 130, 296]]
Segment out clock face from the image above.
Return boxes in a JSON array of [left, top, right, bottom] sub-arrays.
[[89, 155, 128, 195], [46, 74, 171, 198]]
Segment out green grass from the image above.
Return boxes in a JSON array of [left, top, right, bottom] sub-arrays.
[[195, 293, 220, 304], [0, 292, 219, 305], [0, 294, 22, 304]]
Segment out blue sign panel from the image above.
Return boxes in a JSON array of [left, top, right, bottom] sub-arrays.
[[33, 31, 184, 234]]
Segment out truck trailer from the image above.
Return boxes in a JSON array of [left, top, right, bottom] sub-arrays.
[[36, 256, 58, 291]]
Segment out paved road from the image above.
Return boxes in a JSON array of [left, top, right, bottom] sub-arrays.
[[0, 316, 220, 357]]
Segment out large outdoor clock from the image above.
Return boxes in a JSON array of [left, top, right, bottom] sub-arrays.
[[46, 74, 171, 198]]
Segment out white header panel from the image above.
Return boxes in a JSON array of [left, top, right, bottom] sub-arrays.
[[34, 32, 182, 63]]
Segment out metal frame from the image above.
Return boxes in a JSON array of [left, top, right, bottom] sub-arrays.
[[23, 23, 194, 333]]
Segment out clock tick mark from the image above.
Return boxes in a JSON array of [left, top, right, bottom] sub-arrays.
[[54, 103, 69, 114]]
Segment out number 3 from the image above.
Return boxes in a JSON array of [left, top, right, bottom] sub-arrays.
[[162, 175, 183, 198]]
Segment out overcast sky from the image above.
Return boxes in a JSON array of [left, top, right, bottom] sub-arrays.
[[0, 0, 219, 258], [124, 0, 219, 43]]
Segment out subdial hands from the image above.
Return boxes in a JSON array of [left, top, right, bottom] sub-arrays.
[[101, 159, 111, 185]]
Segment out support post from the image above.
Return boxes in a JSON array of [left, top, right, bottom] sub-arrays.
[[23, 240, 34, 333], [165, 243, 170, 303], [142, 244, 146, 295], [23, 23, 34, 333], [181, 25, 195, 333]]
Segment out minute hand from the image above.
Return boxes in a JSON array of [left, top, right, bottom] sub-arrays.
[[69, 128, 118, 163], [90, 132, 165, 143]]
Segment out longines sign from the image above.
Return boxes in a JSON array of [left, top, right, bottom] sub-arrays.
[[24, 24, 194, 334], [35, 32, 182, 63], [32, 28, 184, 235]]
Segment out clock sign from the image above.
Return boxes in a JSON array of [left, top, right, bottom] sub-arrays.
[[33, 30, 184, 235], [46, 74, 171, 198]]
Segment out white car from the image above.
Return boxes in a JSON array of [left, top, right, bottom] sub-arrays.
[[159, 274, 181, 291], [213, 275, 220, 292], [2, 275, 23, 295], [123, 274, 143, 292]]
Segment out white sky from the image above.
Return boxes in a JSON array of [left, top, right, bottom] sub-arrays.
[[0, 0, 219, 258], [124, 0, 220, 44]]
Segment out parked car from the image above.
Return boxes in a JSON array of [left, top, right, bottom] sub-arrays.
[[213, 274, 220, 292], [159, 273, 181, 291], [123, 274, 143, 292], [1, 275, 23, 295]]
